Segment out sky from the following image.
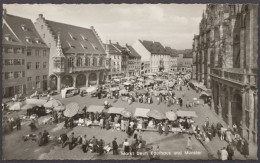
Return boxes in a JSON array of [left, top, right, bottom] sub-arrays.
[[3, 4, 206, 50]]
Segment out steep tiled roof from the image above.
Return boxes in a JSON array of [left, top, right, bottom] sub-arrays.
[[165, 46, 178, 57], [140, 40, 169, 54], [176, 49, 192, 58], [3, 14, 48, 48], [2, 24, 23, 46], [45, 20, 105, 54], [105, 44, 121, 55], [126, 44, 141, 58]]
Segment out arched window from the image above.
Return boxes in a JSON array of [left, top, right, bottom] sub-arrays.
[[68, 57, 74, 67], [76, 57, 83, 67], [99, 57, 103, 66], [93, 57, 97, 66], [85, 57, 90, 66]]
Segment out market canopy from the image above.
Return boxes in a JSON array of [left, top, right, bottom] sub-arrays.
[[165, 111, 177, 121], [107, 107, 126, 115], [146, 110, 167, 120], [121, 110, 133, 118], [64, 102, 79, 117], [134, 108, 150, 118], [44, 99, 62, 108], [86, 86, 98, 93], [21, 104, 37, 110], [197, 84, 207, 91], [54, 105, 66, 112], [119, 89, 128, 95], [123, 81, 132, 86], [176, 111, 198, 118], [26, 99, 47, 106], [8, 102, 24, 111], [144, 73, 156, 76], [87, 105, 104, 113], [110, 87, 120, 92], [135, 89, 148, 94]]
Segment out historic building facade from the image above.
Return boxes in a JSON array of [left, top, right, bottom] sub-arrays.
[[34, 14, 109, 91], [192, 4, 258, 143], [132, 40, 171, 73], [2, 10, 49, 97], [105, 41, 125, 79], [126, 44, 141, 76]]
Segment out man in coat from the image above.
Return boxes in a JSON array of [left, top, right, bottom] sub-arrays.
[[226, 143, 234, 160], [112, 138, 118, 155], [92, 136, 98, 153]]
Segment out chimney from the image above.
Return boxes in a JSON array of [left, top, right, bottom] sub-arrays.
[[39, 14, 43, 18], [117, 42, 119, 45], [109, 40, 111, 44], [3, 8, 7, 16], [91, 26, 94, 30]]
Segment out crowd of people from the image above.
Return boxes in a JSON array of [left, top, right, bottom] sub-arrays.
[[57, 131, 147, 158]]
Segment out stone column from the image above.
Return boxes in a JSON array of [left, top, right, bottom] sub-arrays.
[[240, 27, 245, 69], [73, 54, 77, 67], [218, 84, 222, 119], [253, 90, 258, 143], [57, 75, 61, 92], [96, 72, 100, 86], [248, 89, 255, 141], [241, 88, 247, 138], [72, 74, 77, 88], [85, 73, 89, 87], [227, 87, 233, 127]]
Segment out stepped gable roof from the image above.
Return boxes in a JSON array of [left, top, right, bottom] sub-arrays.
[[45, 20, 105, 54], [126, 44, 141, 58], [105, 44, 121, 55], [140, 40, 169, 54], [3, 14, 48, 48]]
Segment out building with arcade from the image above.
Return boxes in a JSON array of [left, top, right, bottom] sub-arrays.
[[34, 14, 109, 91], [192, 4, 258, 143]]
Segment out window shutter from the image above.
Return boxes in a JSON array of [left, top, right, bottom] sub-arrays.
[[5, 72, 8, 79], [22, 71, 25, 77], [5, 59, 8, 65], [14, 72, 18, 78], [22, 59, 25, 65], [14, 59, 17, 65]]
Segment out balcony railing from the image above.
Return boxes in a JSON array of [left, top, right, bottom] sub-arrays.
[[211, 68, 257, 86], [68, 66, 107, 73]]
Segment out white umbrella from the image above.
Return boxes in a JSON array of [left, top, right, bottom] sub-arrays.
[[86, 86, 97, 93], [9, 102, 23, 111], [44, 99, 62, 108]]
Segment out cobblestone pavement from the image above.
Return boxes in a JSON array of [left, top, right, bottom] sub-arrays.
[[2, 86, 257, 160]]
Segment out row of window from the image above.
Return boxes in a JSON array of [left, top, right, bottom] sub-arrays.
[[27, 62, 48, 70], [67, 57, 104, 67], [4, 71, 25, 80], [3, 59, 25, 66], [3, 47, 48, 57], [27, 75, 47, 82]]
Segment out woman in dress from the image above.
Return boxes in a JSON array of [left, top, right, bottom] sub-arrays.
[[123, 139, 130, 155]]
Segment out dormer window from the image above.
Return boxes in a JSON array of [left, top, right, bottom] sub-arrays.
[[80, 43, 88, 49], [67, 41, 75, 49], [21, 24, 27, 31], [35, 38, 41, 44], [4, 34, 11, 41], [68, 32, 76, 40], [81, 35, 88, 41], [25, 37, 32, 43]]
